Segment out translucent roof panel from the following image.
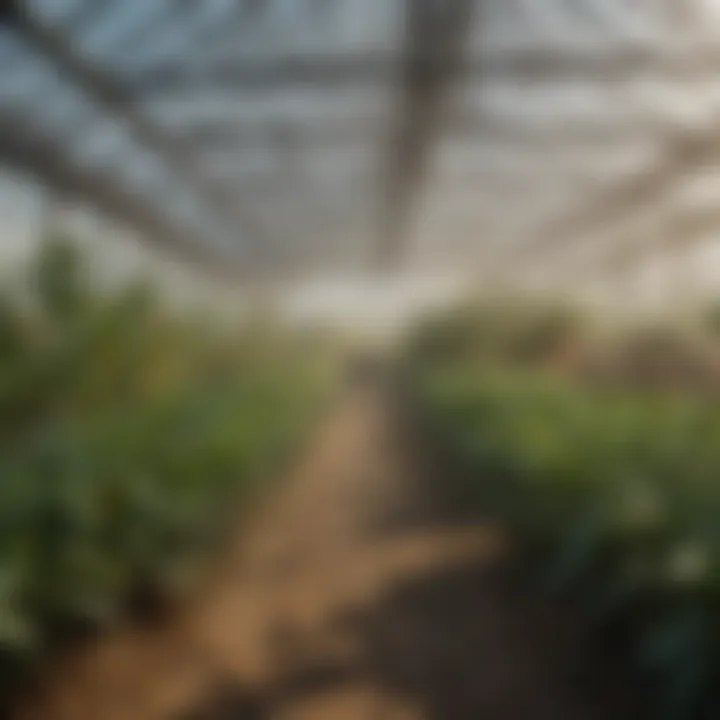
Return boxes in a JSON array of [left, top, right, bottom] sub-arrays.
[[1, 0, 720, 282]]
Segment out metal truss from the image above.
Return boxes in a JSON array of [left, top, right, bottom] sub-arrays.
[[0, 0, 717, 279]]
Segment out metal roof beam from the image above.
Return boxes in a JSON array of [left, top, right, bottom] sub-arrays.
[[0, 0, 18, 24], [64, 0, 120, 35], [0, 118, 235, 271], [380, 0, 476, 267], [499, 125, 713, 270], [124, 46, 720, 94], [556, 203, 720, 285], [181, 111, 657, 150], [11, 7, 271, 263]]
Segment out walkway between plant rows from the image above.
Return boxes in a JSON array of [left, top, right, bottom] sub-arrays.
[[19, 378, 641, 720]]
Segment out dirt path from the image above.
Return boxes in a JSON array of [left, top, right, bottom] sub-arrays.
[[18, 382, 640, 720]]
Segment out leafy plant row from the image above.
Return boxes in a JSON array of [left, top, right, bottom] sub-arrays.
[[0, 239, 330, 681], [408, 300, 720, 720]]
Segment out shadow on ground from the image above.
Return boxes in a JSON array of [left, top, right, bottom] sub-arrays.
[[181, 552, 642, 720]]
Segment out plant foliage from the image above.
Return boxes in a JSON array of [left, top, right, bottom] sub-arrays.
[[0, 238, 328, 682], [409, 302, 720, 719]]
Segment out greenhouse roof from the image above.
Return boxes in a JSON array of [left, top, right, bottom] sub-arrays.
[[1, 1, 720, 282]]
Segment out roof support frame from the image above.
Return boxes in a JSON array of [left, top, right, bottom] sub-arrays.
[[10, 5, 274, 267]]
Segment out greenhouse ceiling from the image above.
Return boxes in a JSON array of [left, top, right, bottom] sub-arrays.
[[1, 0, 720, 282]]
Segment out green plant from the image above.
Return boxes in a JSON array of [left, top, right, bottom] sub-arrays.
[[407, 299, 581, 370], [0, 239, 330, 682], [410, 302, 720, 719]]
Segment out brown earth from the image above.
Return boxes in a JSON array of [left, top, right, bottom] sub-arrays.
[[16, 381, 641, 720]]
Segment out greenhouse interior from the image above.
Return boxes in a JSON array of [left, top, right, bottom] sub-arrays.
[[3, 1, 720, 718]]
